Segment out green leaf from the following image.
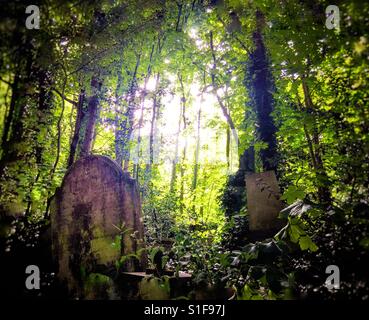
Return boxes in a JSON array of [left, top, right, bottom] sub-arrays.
[[281, 186, 306, 204], [238, 284, 263, 300], [161, 256, 169, 270], [299, 235, 318, 252], [288, 222, 304, 243], [242, 243, 259, 262]]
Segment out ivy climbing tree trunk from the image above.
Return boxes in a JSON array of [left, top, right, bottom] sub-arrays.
[[0, 38, 33, 180], [1, 73, 20, 154], [247, 9, 278, 172]]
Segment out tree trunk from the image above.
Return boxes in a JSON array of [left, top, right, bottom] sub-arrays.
[[247, 9, 278, 172], [80, 77, 101, 158], [122, 53, 141, 171], [0, 43, 33, 178], [191, 106, 201, 213], [80, 95, 99, 157], [1, 74, 20, 152], [143, 72, 161, 196], [114, 65, 124, 167], [209, 31, 239, 145], [169, 94, 183, 193], [178, 73, 187, 216], [134, 44, 155, 180], [67, 89, 86, 168], [301, 78, 331, 204], [147, 73, 161, 171], [192, 107, 201, 191]]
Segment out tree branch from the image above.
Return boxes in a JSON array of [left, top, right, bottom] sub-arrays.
[[209, 31, 239, 144], [216, 14, 251, 55], [0, 76, 12, 86], [52, 88, 77, 106]]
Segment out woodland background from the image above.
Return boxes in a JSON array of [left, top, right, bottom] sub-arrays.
[[0, 0, 368, 299]]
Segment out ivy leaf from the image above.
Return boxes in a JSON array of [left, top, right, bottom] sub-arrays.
[[281, 186, 306, 204], [299, 236, 318, 252], [288, 223, 304, 243]]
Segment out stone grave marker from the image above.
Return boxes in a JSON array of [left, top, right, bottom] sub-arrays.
[[245, 171, 284, 239], [50, 155, 146, 298]]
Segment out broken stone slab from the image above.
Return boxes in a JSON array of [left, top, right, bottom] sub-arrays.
[[50, 155, 146, 298], [245, 171, 285, 240]]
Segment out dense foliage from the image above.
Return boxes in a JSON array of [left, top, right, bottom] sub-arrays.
[[0, 0, 368, 299]]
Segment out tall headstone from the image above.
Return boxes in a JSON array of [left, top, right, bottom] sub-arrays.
[[245, 171, 284, 239], [51, 155, 146, 298]]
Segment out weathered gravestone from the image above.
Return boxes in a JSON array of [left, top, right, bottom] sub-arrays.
[[245, 171, 284, 240], [51, 155, 146, 299]]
